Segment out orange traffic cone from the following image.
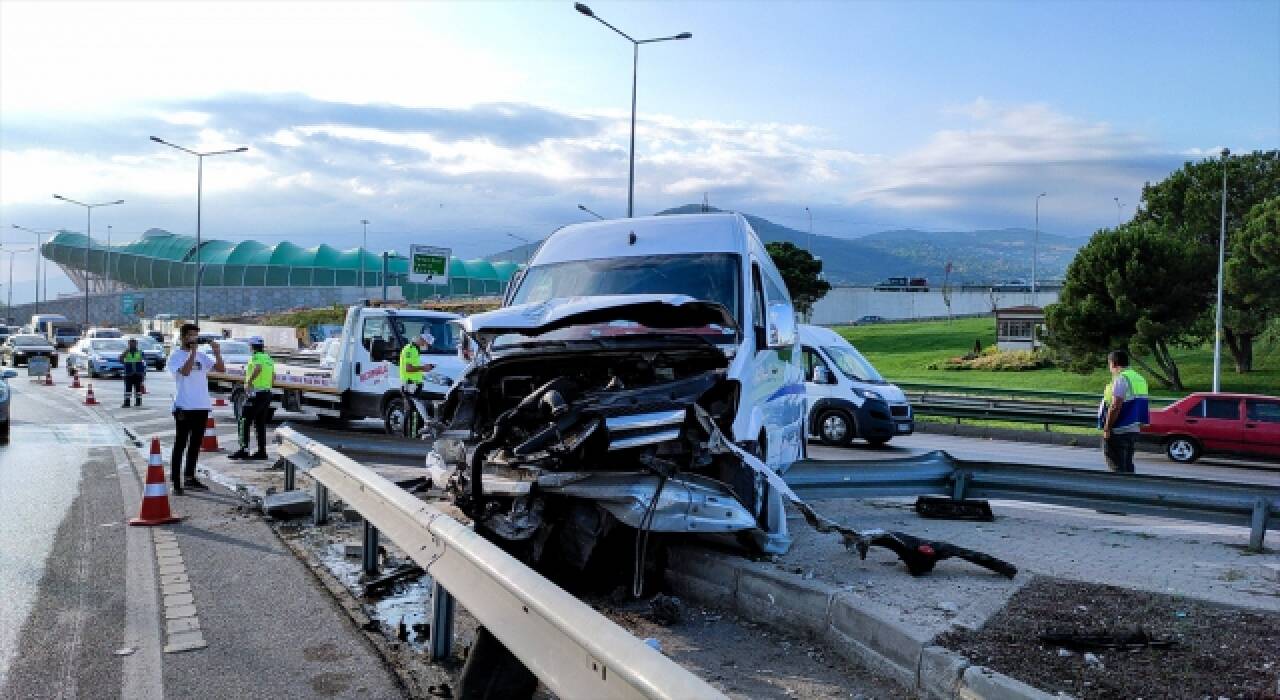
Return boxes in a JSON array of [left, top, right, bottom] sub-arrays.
[[84, 384, 99, 405], [130, 438, 182, 526], [44, 372, 54, 386], [200, 416, 221, 452], [70, 373, 81, 389]]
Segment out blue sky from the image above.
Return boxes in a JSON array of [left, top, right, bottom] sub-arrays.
[[0, 0, 1276, 301]]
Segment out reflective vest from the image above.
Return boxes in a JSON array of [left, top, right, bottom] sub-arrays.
[[245, 352, 275, 390], [122, 350, 145, 374], [1098, 367, 1150, 429], [399, 343, 423, 383]]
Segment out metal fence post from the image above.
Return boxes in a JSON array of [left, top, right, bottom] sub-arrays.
[[362, 521, 379, 575], [1250, 498, 1268, 552], [430, 581, 455, 661], [313, 482, 329, 525], [952, 470, 969, 501]]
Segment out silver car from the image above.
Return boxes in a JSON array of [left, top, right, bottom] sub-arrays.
[[0, 367, 18, 444], [66, 338, 129, 378]]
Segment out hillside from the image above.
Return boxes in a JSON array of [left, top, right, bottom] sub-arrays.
[[487, 205, 1083, 285]]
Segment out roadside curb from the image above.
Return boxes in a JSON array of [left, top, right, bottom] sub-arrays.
[[913, 420, 1162, 455], [666, 545, 1069, 699]]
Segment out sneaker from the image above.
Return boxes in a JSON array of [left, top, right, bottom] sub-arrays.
[[185, 478, 208, 490], [228, 450, 250, 460], [134, 397, 141, 407], [249, 451, 269, 461], [122, 400, 130, 408]]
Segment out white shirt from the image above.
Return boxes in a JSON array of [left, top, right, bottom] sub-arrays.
[[166, 348, 216, 410]]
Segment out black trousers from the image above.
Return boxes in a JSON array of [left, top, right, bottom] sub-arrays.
[[123, 373, 144, 398], [171, 409, 209, 485], [1103, 432, 1137, 473], [238, 392, 271, 452]]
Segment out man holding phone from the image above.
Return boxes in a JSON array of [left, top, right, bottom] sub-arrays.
[[165, 323, 225, 494]]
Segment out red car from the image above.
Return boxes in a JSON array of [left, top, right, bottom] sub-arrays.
[[1143, 392, 1280, 463]]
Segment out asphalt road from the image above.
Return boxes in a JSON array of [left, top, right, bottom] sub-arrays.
[[0, 366, 404, 700], [808, 430, 1280, 487]]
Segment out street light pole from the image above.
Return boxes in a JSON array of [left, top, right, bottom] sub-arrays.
[[11, 225, 52, 314], [151, 136, 248, 323], [53, 195, 124, 329], [1033, 192, 1047, 297], [805, 206, 813, 254], [106, 224, 112, 294], [361, 219, 370, 300], [1113, 197, 1124, 227], [574, 3, 691, 218], [0, 248, 34, 317], [1212, 148, 1230, 393]]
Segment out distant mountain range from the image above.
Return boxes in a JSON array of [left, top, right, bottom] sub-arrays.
[[488, 204, 1082, 286]]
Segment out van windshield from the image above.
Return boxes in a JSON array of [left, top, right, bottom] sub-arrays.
[[823, 344, 885, 383], [510, 253, 741, 323]]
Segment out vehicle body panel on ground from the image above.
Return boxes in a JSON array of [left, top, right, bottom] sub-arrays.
[[430, 213, 805, 560], [799, 324, 913, 447], [1143, 392, 1280, 462]]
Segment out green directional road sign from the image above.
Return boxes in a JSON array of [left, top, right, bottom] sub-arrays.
[[409, 245, 451, 285]]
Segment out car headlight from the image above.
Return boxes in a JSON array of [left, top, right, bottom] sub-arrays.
[[857, 389, 882, 400], [424, 372, 453, 387]]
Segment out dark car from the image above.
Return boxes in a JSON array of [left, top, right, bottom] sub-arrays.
[[855, 315, 885, 325], [2, 334, 58, 368], [1142, 392, 1280, 463]]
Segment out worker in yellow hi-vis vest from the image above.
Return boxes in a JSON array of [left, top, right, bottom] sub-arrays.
[[230, 337, 275, 461], [1098, 349, 1150, 473], [398, 332, 436, 438]]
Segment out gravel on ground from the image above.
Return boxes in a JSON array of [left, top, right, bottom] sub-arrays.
[[938, 577, 1280, 699]]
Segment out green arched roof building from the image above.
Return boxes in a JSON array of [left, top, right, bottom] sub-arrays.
[[42, 229, 519, 299]]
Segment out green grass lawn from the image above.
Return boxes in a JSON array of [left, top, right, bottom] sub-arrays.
[[834, 317, 1280, 399]]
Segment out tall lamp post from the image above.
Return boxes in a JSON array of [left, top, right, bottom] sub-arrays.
[[574, 3, 691, 218], [0, 247, 33, 319], [360, 219, 370, 300], [11, 225, 52, 314], [805, 206, 813, 253], [150, 136, 248, 323], [1212, 148, 1230, 393], [1033, 192, 1047, 296], [53, 195, 124, 329], [1113, 197, 1124, 227], [577, 204, 605, 220]]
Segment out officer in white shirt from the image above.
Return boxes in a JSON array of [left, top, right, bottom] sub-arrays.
[[165, 323, 225, 494]]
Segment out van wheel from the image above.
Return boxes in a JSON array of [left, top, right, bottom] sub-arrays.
[[1166, 436, 1201, 463], [817, 410, 853, 447], [383, 396, 408, 437]]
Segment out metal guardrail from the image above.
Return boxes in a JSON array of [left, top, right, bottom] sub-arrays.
[[275, 426, 724, 700], [897, 382, 1178, 406], [785, 450, 1279, 550], [907, 393, 1102, 427]]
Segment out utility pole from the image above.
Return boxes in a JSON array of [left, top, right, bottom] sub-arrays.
[[1212, 148, 1230, 392], [1033, 192, 1046, 299]]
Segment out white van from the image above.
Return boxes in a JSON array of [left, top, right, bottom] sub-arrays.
[[432, 212, 804, 554], [799, 324, 913, 446]]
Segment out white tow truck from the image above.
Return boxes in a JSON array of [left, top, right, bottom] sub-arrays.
[[208, 304, 465, 433]]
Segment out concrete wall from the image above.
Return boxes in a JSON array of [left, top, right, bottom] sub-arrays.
[[2, 286, 376, 330], [810, 287, 1061, 326]]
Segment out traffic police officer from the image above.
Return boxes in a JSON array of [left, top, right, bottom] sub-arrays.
[[398, 332, 436, 438], [121, 338, 147, 407], [230, 337, 274, 461], [1098, 349, 1150, 473]]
